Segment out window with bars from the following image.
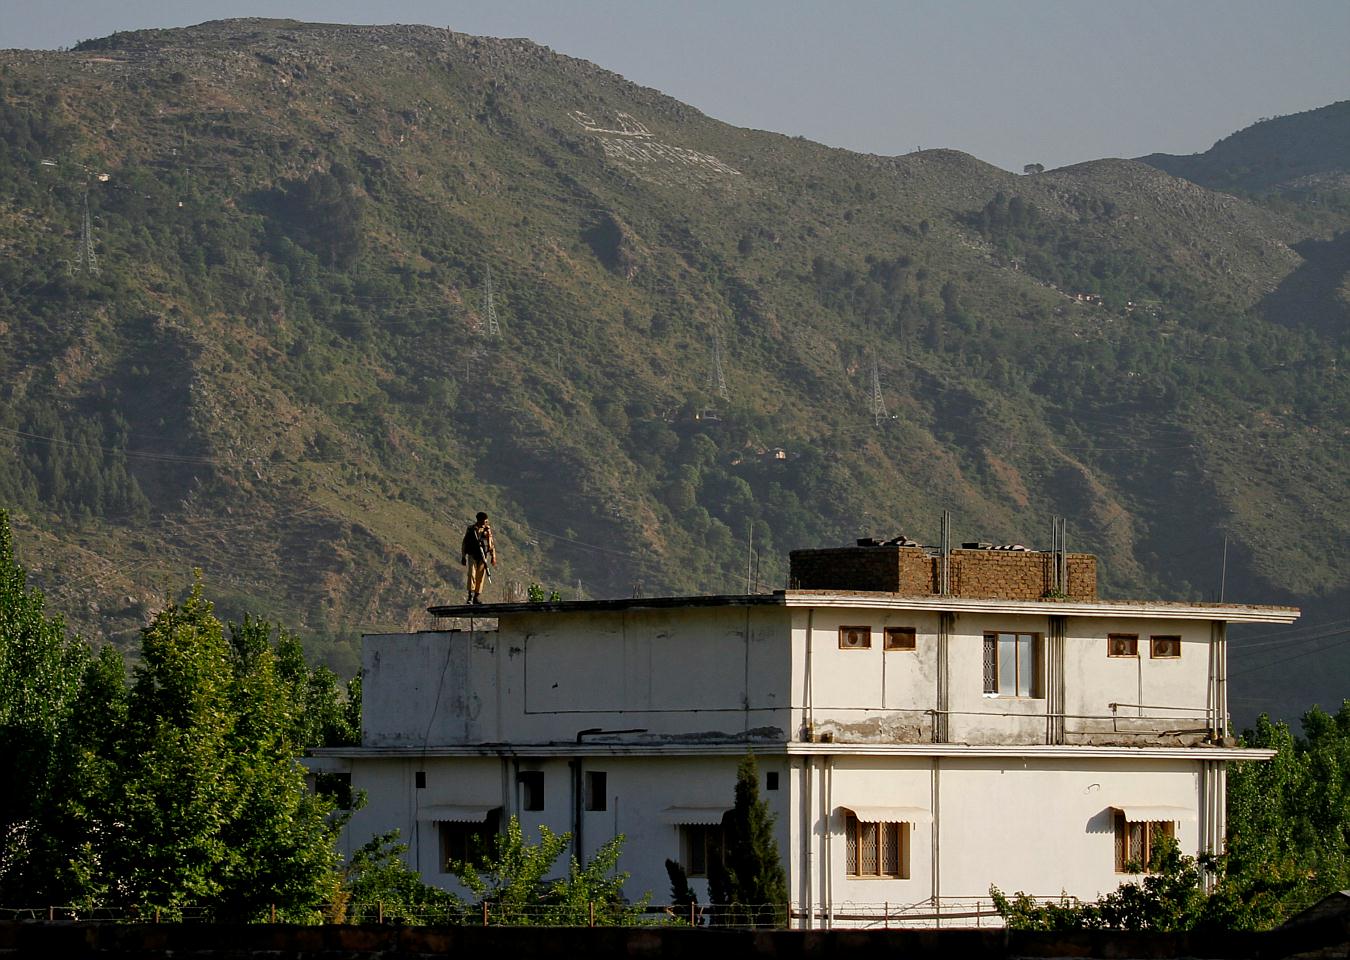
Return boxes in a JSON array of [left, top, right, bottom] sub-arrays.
[[1113, 813, 1174, 873], [982, 632, 1041, 697], [844, 815, 909, 879]]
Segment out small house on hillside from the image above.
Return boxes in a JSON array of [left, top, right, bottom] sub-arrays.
[[308, 540, 1297, 928]]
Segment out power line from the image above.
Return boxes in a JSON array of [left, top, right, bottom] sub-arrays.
[[1228, 632, 1350, 678]]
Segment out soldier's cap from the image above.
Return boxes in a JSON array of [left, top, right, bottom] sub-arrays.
[[476, 512, 489, 522]]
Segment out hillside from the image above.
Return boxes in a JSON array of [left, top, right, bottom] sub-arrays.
[[0, 20, 1345, 721], [1138, 100, 1350, 198]]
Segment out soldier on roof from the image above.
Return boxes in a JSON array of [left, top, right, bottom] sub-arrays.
[[461, 512, 496, 605]]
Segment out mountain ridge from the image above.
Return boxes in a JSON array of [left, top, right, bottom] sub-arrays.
[[0, 19, 1344, 724]]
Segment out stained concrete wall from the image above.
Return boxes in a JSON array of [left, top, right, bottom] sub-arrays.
[[787, 608, 1217, 747], [362, 605, 795, 747], [345, 754, 792, 904]]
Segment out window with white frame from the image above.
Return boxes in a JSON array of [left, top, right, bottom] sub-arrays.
[[844, 814, 909, 879], [982, 631, 1041, 697]]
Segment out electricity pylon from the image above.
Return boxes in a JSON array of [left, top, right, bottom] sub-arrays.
[[870, 352, 887, 426], [76, 188, 99, 277], [709, 332, 730, 401], [483, 264, 501, 337]]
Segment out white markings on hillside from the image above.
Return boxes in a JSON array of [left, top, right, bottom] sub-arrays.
[[568, 110, 652, 138], [569, 109, 740, 178]]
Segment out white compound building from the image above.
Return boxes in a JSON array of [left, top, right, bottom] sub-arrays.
[[308, 542, 1297, 927]]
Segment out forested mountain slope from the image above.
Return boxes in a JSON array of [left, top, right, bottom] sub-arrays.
[[1139, 99, 1350, 197], [0, 20, 1344, 721]]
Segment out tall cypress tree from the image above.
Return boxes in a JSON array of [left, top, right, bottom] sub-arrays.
[[709, 754, 788, 927]]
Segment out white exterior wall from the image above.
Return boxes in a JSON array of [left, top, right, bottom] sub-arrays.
[[788, 608, 1218, 748], [933, 757, 1199, 898], [786, 754, 1203, 925], [1063, 617, 1214, 739], [363, 606, 794, 747], [946, 613, 1051, 745], [319, 591, 1292, 926], [343, 753, 792, 903], [793, 608, 941, 743]]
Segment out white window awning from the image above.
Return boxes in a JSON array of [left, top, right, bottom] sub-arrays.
[[416, 804, 499, 823], [1110, 804, 1196, 823], [660, 806, 730, 825], [837, 804, 933, 824]]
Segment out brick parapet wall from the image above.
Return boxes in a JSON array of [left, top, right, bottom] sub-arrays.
[[789, 547, 1096, 600]]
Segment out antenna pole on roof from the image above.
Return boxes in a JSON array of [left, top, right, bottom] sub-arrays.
[[939, 510, 951, 595], [1218, 536, 1228, 603], [745, 523, 754, 595]]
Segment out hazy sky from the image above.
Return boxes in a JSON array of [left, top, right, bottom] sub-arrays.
[[1, 1, 1346, 172]]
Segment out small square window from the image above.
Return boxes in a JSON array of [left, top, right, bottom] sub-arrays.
[[585, 771, 607, 811], [1107, 634, 1138, 657], [518, 770, 544, 811], [415, 770, 426, 789], [766, 771, 779, 791], [1150, 636, 1181, 659], [884, 627, 917, 651], [839, 625, 872, 650]]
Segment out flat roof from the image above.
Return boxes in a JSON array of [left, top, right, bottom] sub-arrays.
[[427, 590, 1300, 624], [309, 742, 1279, 762]]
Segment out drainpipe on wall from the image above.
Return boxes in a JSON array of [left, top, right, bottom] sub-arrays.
[[931, 757, 941, 924], [499, 754, 512, 834], [569, 758, 583, 863], [823, 756, 834, 929], [801, 756, 813, 929], [804, 608, 815, 740]]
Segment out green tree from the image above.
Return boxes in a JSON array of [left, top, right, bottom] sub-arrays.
[[0, 508, 101, 904], [108, 579, 339, 919], [708, 755, 788, 927], [992, 836, 1214, 931], [1220, 704, 1350, 926], [454, 816, 647, 925], [340, 831, 463, 924]]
